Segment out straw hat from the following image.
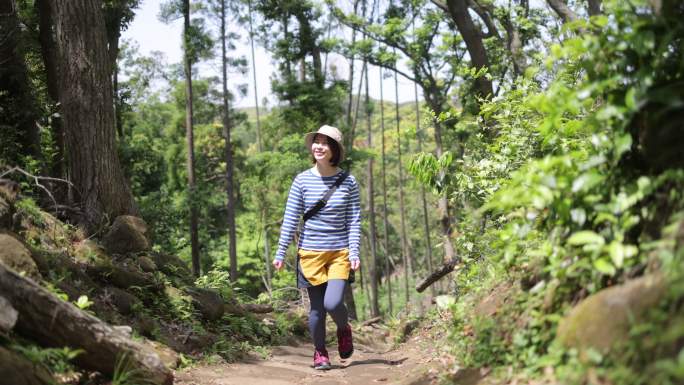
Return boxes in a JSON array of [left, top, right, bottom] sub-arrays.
[[304, 125, 345, 161]]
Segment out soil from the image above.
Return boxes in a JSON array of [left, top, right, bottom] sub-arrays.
[[174, 327, 445, 385]]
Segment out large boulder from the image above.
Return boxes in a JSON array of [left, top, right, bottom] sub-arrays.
[[556, 274, 667, 354], [0, 179, 19, 230], [0, 232, 42, 281], [0, 295, 18, 333], [103, 215, 150, 255], [0, 347, 54, 385]]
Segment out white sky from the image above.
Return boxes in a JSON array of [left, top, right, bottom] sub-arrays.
[[122, 0, 422, 109]]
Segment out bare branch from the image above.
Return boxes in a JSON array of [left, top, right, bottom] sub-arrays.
[[546, 0, 578, 23], [0, 166, 77, 209]]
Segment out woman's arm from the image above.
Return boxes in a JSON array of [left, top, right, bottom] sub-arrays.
[[275, 177, 304, 261], [346, 177, 362, 262]]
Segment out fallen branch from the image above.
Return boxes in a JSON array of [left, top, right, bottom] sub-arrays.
[[415, 257, 461, 293], [241, 303, 274, 313], [0, 262, 172, 385], [360, 316, 382, 327]]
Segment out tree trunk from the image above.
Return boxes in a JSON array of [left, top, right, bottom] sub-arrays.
[[445, 0, 493, 100], [36, 0, 65, 185], [365, 61, 380, 317], [426, 96, 456, 263], [587, 0, 602, 16], [379, 67, 393, 315], [247, 0, 262, 152], [221, 0, 238, 283], [182, 0, 200, 277], [394, 66, 411, 305], [345, 0, 360, 153], [0, 0, 41, 160], [50, 0, 137, 230], [413, 82, 436, 297], [0, 263, 172, 384]]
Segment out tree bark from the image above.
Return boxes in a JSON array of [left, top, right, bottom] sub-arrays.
[[0, 263, 172, 384], [378, 67, 393, 315], [364, 60, 380, 317], [182, 0, 200, 277], [426, 93, 456, 264], [247, 0, 262, 152], [413, 81, 436, 297], [444, 0, 493, 99], [587, 0, 602, 16], [546, 0, 578, 23], [394, 66, 411, 305], [220, 0, 238, 283], [50, 0, 137, 230], [36, 0, 65, 184]]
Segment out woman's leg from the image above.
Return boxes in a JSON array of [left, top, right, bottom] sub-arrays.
[[323, 279, 348, 329], [307, 284, 327, 351]]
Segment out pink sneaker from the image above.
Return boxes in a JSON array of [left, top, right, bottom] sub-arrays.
[[337, 324, 354, 359], [313, 348, 331, 370]]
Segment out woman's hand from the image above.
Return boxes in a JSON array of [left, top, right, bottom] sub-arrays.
[[272, 259, 284, 270], [350, 259, 360, 271]]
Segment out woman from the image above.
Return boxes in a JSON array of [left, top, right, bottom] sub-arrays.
[[272, 125, 361, 370]]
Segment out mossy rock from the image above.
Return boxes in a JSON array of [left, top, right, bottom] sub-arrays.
[[556, 273, 667, 354], [138, 255, 157, 272], [103, 215, 150, 255], [185, 287, 225, 321], [0, 231, 42, 281], [104, 286, 141, 315], [144, 340, 180, 370], [0, 346, 54, 385], [149, 251, 192, 283]]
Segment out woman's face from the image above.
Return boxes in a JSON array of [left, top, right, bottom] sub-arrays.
[[311, 134, 333, 164]]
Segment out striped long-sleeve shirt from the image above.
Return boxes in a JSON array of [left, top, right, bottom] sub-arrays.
[[275, 168, 361, 261]]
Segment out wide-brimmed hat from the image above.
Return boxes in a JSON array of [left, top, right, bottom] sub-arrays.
[[304, 125, 345, 161]]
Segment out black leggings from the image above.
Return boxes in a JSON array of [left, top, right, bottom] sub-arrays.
[[306, 279, 348, 351]]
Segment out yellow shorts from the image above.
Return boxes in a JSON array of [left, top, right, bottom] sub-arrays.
[[297, 249, 351, 287]]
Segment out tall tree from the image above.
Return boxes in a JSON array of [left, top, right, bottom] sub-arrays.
[[103, 0, 140, 139], [393, 62, 411, 304], [182, 0, 200, 277], [378, 67, 393, 314], [217, 0, 238, 282], [413, 76, 435, 296], [48, 0, 138, 230], [365, 60, 380, 317]]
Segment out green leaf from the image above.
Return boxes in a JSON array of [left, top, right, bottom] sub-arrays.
[[593, 258, 616, 276], [572, 172, 604, 193], [608, 241, 638, 268], [567, 231, 605, 246]]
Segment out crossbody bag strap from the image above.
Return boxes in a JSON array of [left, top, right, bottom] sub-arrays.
[[302, 171, 349, 222]]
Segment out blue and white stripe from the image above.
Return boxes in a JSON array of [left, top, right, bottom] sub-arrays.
[[275, 169, 361, 261]]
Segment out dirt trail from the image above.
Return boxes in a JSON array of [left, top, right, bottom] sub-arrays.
[[174, 332, 443, 385]]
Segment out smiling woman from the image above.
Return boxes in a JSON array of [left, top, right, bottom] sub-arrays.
[[272, 124, 361, 370]]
